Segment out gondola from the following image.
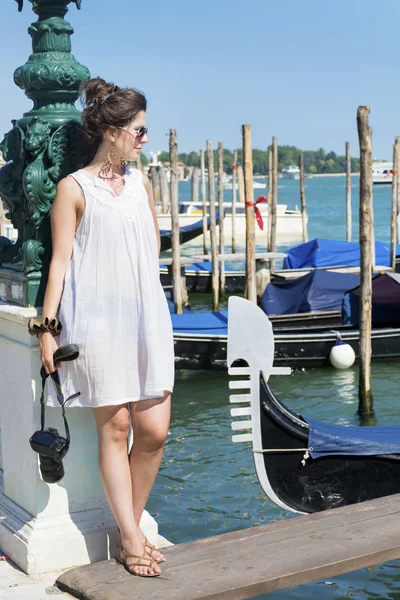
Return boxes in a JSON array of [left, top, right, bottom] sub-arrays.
[[160, 218, 206, 252], [171, 311, 400, 370], [161, 261, 246, 294], [171, 270, 400, 369], [227, 296, 400, 514]]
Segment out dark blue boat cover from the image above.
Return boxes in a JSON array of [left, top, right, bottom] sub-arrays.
[[283, 238, 392, 269], [260, 270, 360, 315], [305, 417, 400, 458], [170, 310, 228, 335], [342, 273, 400, 327]]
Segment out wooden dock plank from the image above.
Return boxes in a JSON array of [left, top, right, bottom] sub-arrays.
[[56, 493, 400, 600]]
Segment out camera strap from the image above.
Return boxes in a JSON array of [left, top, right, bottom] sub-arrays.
[[39, 368, 81, 444]]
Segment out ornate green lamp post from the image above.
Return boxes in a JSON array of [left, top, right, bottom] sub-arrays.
[[0, 0, 90, 306]]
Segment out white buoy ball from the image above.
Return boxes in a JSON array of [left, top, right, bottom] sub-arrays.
[[329, 339, 356, 369]]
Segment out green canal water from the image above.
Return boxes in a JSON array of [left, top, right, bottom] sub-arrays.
[[151, 176, 400, 597], [148, 366, 400, 599]]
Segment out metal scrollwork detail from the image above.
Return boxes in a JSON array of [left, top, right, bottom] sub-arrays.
[[23, 119, 54, 228], [22, 239, 45, 273]]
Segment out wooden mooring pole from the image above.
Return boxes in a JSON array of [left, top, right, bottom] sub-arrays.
[[218, 142, 226, 294], [269, 137, 278, 274], [357, 106, 374, 417], [149, 165, 161, 207], [232, 150, 238, 254], [159, 164, 170, 213], [170, 129, 183, 314], [346, 141, 352, 242], [237, 164, 245, 205], [299, 153, 308, 243], [207, 140, 219, 311], [191, 166, 199, 204], [243, 125, 256, 303], [200, 149, 208, 255], [390, 138, 399, 270], [267, 149, 272, 249], [397, 137, 400, 242]]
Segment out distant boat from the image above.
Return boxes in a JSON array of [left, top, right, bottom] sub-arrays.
[[223, 179, 266, 190], [157, 201, 305, 241], [372, 161, 393, 185], [281, 165, 300, 180]]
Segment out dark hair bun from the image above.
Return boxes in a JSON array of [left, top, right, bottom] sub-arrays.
[[77, 76, 147, 167], [80, 77, 120, 108]]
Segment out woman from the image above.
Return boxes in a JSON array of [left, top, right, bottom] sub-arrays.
[[37, 77, 174, 577]]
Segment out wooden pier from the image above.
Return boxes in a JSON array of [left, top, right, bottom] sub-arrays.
[[57, 493, 400, 600]]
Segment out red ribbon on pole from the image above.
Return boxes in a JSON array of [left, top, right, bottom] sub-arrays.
[[245, 195, 268, 230]]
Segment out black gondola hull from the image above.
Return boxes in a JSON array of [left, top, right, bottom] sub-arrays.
[[258, 376, 400, 513], [173, 326, 400, 370]]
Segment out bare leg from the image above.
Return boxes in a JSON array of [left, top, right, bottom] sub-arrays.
[[129, 392, 171, 559], [92, 404, 160, 576]]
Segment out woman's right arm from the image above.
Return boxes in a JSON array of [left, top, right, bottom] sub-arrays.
[[40, 177, 82, 374]]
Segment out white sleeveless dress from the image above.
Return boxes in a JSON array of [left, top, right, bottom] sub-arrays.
[[46, 166, 174, 408]]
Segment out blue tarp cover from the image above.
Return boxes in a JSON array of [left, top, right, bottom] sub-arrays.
[[170, 310, 228, 335], [260, 270, 360, 315], [161, 261, 236, 274], [342, 273, 400, 327], [283, 238, 393, 270], [305, 417, 400, 458]]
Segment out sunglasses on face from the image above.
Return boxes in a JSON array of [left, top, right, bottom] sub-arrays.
[[117, 126, 148, 139]]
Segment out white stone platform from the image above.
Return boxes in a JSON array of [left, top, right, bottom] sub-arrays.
[[0, 301, 168, 575]]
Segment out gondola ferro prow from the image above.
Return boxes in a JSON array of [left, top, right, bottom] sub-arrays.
[[227, 297, 291, 442], [227, 297, 294, 511]]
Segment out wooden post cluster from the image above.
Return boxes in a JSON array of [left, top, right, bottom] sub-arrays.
[[169, 129, 183, 314], [242, 125, 256, 303], [346, 142, 352, 242], [269, 137, 278, 274], [390, 138, 399, 270], [232, 150, 238, 253], [218, 142, 226, 293], [299, 153, 308, 243], [357, 106, 374, 417], [207, 140, 219, 311]]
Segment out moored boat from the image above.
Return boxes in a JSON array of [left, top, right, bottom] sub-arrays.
[[171, 271, 400, 369], [157, 200, 305, 241], [160, 218, 209, 251], [372, 161, 393, 185], [227, 296, 400, 514]]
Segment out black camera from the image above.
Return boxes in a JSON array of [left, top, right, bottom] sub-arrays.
[[30, 427, 69, 484], [30, 344, 80, 484]]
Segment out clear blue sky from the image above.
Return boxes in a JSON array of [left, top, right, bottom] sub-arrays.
[[1, 0, 400, 160]]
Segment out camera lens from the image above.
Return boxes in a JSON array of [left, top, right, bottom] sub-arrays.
[[39, 455, 65, 484]]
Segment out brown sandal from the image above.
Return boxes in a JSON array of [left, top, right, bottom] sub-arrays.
[[144, 536, 166, 563], [117, 548, 160, 577]]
